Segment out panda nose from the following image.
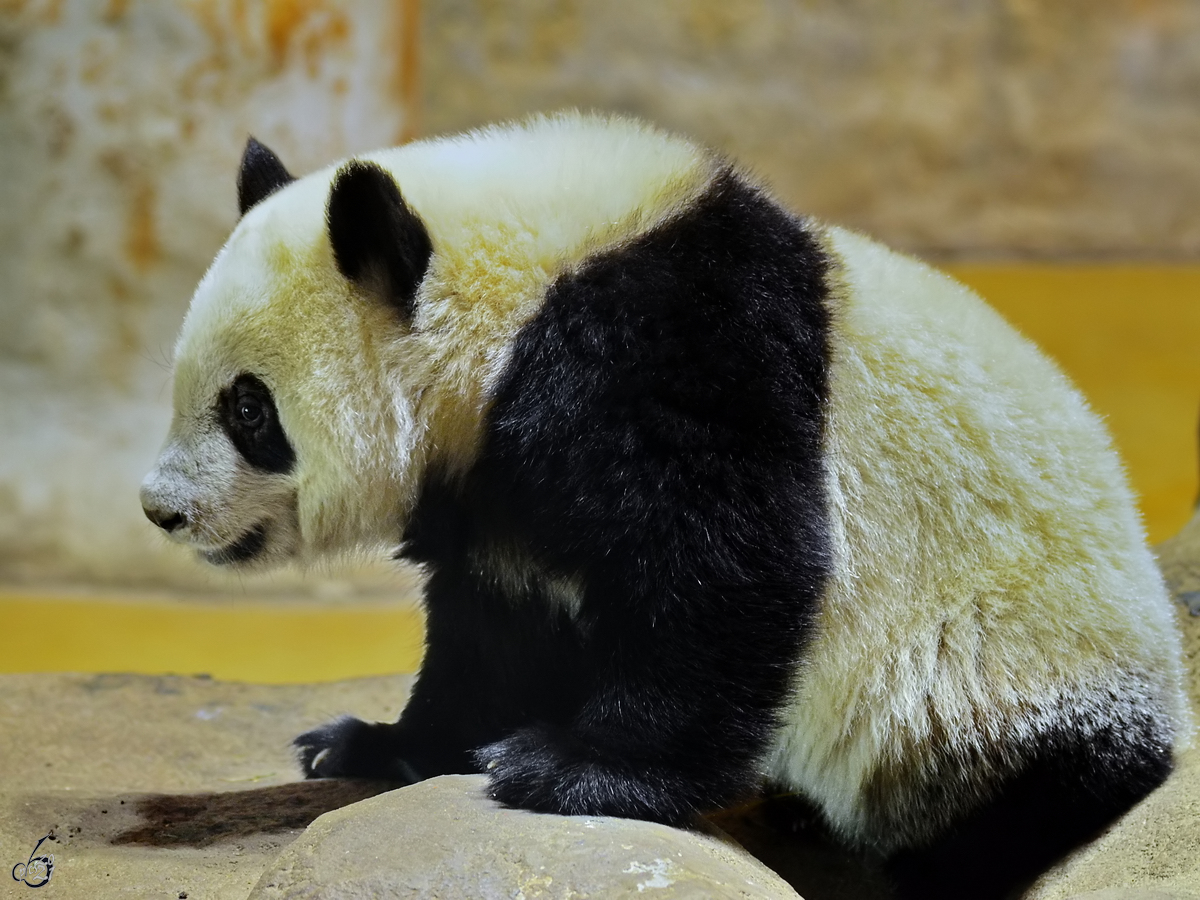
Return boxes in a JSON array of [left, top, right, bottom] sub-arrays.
[[144, 505, 187, 533]]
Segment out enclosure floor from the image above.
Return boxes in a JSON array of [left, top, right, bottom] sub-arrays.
[[2, 265, 1198, 684]]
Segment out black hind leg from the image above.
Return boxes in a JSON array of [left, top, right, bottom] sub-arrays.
[[886, 718, 1174, 900]]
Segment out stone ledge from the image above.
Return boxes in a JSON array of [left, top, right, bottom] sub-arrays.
[[249, 774, 800, 900]]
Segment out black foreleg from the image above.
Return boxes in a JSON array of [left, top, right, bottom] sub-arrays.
[[296, 537, 586, 783], [478, 561, 821, 824]]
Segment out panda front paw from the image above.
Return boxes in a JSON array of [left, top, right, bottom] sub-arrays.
[[476, 726, 689, 824], [476, 726, 579, 813], [293, 715, 420, 782]]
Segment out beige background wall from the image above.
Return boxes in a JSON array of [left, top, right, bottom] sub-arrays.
[[0, 0, 417, 591], [1, 0, 1197, 591], [425, 0, 1200, 259]]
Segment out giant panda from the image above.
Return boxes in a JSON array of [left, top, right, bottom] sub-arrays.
[[140, 113, 1189, 900]]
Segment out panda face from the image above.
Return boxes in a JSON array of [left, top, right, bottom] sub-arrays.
[[140, 370, 301, 568], [142, 118, 715, 571], [141, 154, 428, 569]]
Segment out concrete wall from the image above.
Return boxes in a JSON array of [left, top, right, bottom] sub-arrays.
[[0, 0, 417, 592], [424, 0, 1200, 260], [2, 0, 1198, 592]]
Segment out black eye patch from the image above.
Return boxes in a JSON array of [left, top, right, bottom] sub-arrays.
[[217, 373, 296, 474]]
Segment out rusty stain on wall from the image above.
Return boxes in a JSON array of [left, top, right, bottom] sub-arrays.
[[682, 3, 761, 48], [98, 275, 144, 389], [186, 0, 232, 58], [265, 0, 318, 65], [15, 0, 65, 24], [395, 0, 421, 143], [182, 0, 352, 82], [303, 10, 349, 78], [103, 0, 129, 22], [125, 181, 160, 272], [42, 103, 73, 157], [263, 0, 350, 74]]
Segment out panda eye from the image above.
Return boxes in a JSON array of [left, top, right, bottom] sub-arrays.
[[219, 373, 295, 474], [237, 395, 265, 428]]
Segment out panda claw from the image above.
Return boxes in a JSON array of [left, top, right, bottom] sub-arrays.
[[293, 715, 417, 782], [478, 727, 692, 825]]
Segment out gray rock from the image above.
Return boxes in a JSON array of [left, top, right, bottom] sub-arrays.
[[249, 775, 800, 900]]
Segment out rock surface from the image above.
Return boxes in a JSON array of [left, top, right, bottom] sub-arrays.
[[1062, 891, 1189, 900], [248, 775, 799, 900], [0, 672, 410, 899], [0, 672, 800, 899], [1159, 504, 1200, 612]]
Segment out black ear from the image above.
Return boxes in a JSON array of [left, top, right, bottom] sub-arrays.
[[326, 161, 433, 318], [238, 137, 296, 216]]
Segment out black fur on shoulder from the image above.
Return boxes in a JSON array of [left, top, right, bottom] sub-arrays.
[[296, 168, 837, 824], [462, 169, 835, 822], [237, 137, 295, 216], [326, 161, 433, 319]]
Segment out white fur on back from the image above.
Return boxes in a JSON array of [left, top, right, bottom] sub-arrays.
[[764, 226, 1190, 850], [362, 113, 713, 282]]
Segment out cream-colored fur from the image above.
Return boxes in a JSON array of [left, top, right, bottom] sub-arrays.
[[144, 113, 1187, 848], [144, 112, 714, 565], [764, 226, 1191, 850]]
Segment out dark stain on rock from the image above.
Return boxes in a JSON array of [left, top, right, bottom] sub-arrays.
[[82, 673, 140, 692], [110, 780, 396, 847], [82, 674, 185, 694]]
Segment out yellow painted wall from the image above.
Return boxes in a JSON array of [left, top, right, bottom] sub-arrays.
[[947, 265, 1200, 545], [2, 266, 1197, 683], [0, 593, 425, 684]]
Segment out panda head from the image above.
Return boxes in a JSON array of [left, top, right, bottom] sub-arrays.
[[139, 138, 434, 569]]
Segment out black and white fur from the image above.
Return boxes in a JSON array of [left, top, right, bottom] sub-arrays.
[[141, 114, 1189, 899]]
